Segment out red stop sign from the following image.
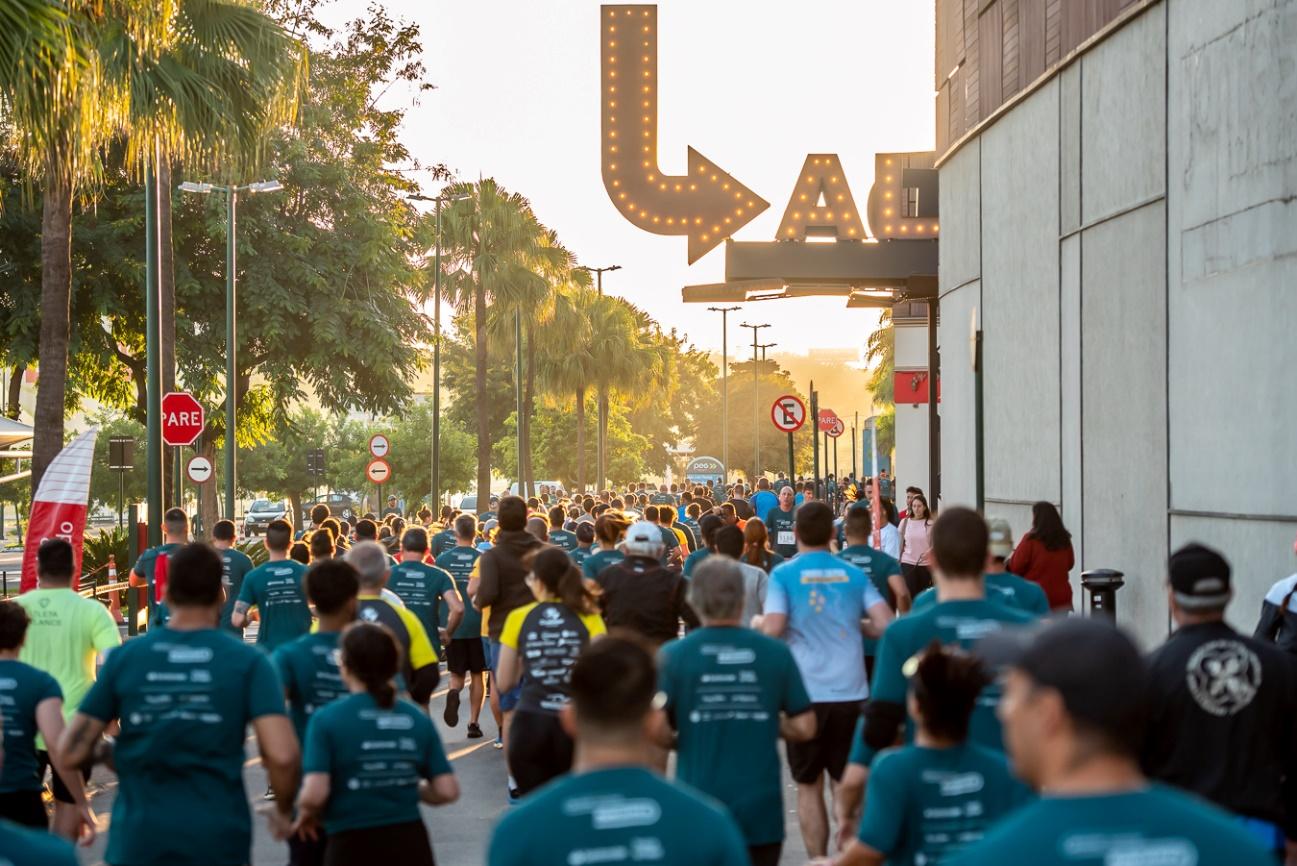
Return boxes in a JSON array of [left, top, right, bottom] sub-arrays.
[[161, 392, 205, 446]]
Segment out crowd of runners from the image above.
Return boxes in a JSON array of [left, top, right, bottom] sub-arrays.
[[1, 473, 1296, 865]]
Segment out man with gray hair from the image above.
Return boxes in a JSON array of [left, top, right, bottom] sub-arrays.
[[344, 541, 441, 707], [656, 557, 816, 866]]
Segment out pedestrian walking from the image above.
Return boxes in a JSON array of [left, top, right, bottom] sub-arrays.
[[1005, 501, 1075, 612], [1253, 529, 1297, 655], [898, 494, 934, 599], [657, 558, 815, 866], [494, 548, 605, 795], [294, 622, 458, 866], [486, 636, 750, 866]]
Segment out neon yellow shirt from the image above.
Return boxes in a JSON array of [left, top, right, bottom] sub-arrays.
[[17, 587, 121, 724]]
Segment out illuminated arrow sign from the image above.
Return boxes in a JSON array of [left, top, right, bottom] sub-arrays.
[[601, 4, 770, 264]]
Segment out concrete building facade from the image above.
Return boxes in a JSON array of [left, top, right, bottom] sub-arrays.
[[935, 0, 1297, 645]]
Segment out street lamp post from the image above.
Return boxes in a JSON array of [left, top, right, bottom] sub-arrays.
[[707, 306, 740, 483], [178, 179, 283, 519], [739, 322, 770, 481], [577, 264, 621, 493], [409, 192, 469, 509]]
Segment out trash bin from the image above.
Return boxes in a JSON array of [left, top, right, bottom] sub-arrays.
[[1080, 569, 1125, 619]]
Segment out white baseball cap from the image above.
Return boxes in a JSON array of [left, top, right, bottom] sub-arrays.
[[623, 520, 665, 558]]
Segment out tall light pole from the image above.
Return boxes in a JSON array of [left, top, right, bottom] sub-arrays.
[[178, 179, 283, 519], [707, 306, 740, 482], [576, 264, 621, 493], [757, 342, 776, 361], [739, 322, 770, 481], [409, 191, 469, 509]]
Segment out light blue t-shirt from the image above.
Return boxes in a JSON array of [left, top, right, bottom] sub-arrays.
[[764, 550, 885, 702], [750, 490, 778, 520]]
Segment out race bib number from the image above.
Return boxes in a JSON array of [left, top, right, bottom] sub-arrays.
[[777, 531, 795, 546]]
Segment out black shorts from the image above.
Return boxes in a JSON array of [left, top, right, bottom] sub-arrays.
[[0, 789, 47, 829], [38, 749, 91, 804], [446, 637, 487, 676], [507, 709, 574, 796], [325, 820, 433, 866], [785, 701, 862, 784]]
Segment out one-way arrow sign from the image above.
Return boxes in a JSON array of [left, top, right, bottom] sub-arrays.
[[600, 4, 770, 263]]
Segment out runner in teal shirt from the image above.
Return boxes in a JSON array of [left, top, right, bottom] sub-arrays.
[[488, 635, 749, 866], [388, 527, 463, 656], [546, 506, 579, 551], [658, 559, 815, 862], [583, 512, 630, 579], [0, 820, 77, 866], [232, 519, 311, 651], [297, 622, 458, 865], [764, 487, 798, 559], [569, 522, 595, 569], [837, 506, 908, 660], [840, 643, 1032, 866], [66, 543, 298, 866], [911, 570, 1049, 616], [211, 519, 254, 635], [436, 516, 488, 735]]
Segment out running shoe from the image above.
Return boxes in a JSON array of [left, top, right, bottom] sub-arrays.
[[443, 689, 461, 727], [493, 733, 504, 750], [467, 722, 483, 739]]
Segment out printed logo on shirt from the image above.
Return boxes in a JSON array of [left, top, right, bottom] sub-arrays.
[[1185, 639, 1261, 717], [798, 569, 851, 585], [921, 769, 986, 797], [586, 798, 663, 830], [360, 607, 380, 623], [1061, 834, 1197, 866]]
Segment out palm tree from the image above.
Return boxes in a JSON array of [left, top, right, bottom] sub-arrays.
[[441, 179, 548, 514], [5, 0, 302, 491], [537, 287, 597, 491]]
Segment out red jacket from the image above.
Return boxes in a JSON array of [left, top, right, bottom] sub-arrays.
[[1007, 533, 1075, 610]]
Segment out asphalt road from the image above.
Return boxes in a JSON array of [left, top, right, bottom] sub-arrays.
[[73, 681, 814, 866]]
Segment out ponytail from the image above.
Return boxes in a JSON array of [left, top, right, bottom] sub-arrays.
[[341, 622, 400, 709], [557, 562, 599, 615], [528, 547, 599, 615]]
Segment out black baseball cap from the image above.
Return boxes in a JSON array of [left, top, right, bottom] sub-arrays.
[[1168, 543, 1232, 610], [977, 618, 1147, 746]]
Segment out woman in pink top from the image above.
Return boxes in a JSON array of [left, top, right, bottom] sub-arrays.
[[898, 494, 935, 598], [1006, 501, 1076, 611]]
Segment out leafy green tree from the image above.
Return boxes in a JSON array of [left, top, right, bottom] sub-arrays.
[[692, 359, 812, 482], [491, 403, 648, 491], [866, 311, 895, 457]]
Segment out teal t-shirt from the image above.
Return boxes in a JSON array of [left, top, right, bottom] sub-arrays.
[[0, 819, 77, 866], [218, 547, 255, 634], [134, 542, 182, 627], [682, 547, 712, 579], [302, 692, 452, 834], [487, 766, 750, 866], [945, 785, 1275, 866], [764, 507, 798, 558], [569, 545, 593, 570], [272, 631, 346, 742], [548, 529, 579, 552], [431, 529, 457, 556], [837, 544, 904, 656], [852, 599, 1035, 766], [236, 559, 311, 651], [858, 744, 1032, 864], [387, 560, 458, 652], [658, 627, 812, 845], [80, 628, 286, 866], [436, 546, 483, 640], [582, 548, 625, 580], [0, 659, 61, 792], [911, 572, 1049, 618]]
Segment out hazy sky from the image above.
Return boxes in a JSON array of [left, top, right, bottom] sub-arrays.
[[326, 0, 935, 354]]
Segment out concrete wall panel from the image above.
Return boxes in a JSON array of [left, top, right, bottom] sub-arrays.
[[938, 282, 980, 508], [1080, 4, 1166, 223], [1170, 514, 1297, 641], [1060, 234, 1083, 590], [1081, 203, 1167, 647], [981, 81, 1061, 506], [939, 140, 982, 292], [1060, 64, 1082, 234]]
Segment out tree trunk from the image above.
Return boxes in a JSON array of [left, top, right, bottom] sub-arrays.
[[158, 160, 177, 508], [6, 366, 24, 420], [198, 440, 219, 539], [473, 283, 491, 515], [575, 386, 586, 493], [287, 490, 303, 535], [31, 167, 73, 495], [522, 322, 536, 499]]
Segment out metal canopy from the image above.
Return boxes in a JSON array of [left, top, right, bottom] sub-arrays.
[[0, 416, 34, 449]]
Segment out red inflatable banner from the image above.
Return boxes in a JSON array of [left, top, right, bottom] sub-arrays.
[[21, 429, 98, 593]]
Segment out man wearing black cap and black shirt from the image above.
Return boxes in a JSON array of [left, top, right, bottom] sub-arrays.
[[945, 618, 1272, 866], [1140, 543, 1297, 860]]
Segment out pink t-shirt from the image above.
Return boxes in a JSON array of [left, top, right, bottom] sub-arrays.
[[900, 518, 933, 566]]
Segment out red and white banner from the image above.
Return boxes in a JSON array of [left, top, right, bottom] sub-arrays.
[[21, 429, 98, 593]]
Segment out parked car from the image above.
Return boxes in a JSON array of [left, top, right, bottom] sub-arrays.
[[244, 499, 290, 536], [302, 492, 358, 525]]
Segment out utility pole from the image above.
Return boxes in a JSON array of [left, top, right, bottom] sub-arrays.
[[739, 322, 770, 481], [578, 264, 621, 493], [757, 342, 776, 361], [707, 306, 740, 483]]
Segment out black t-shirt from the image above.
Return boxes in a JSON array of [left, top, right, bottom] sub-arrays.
[[595, 557, 699, 645], [1142, 621, 1297, 831], [730, 498, 754, 520]]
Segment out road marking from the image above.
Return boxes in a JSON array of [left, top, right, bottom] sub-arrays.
[[447, 740, 496, 761]]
